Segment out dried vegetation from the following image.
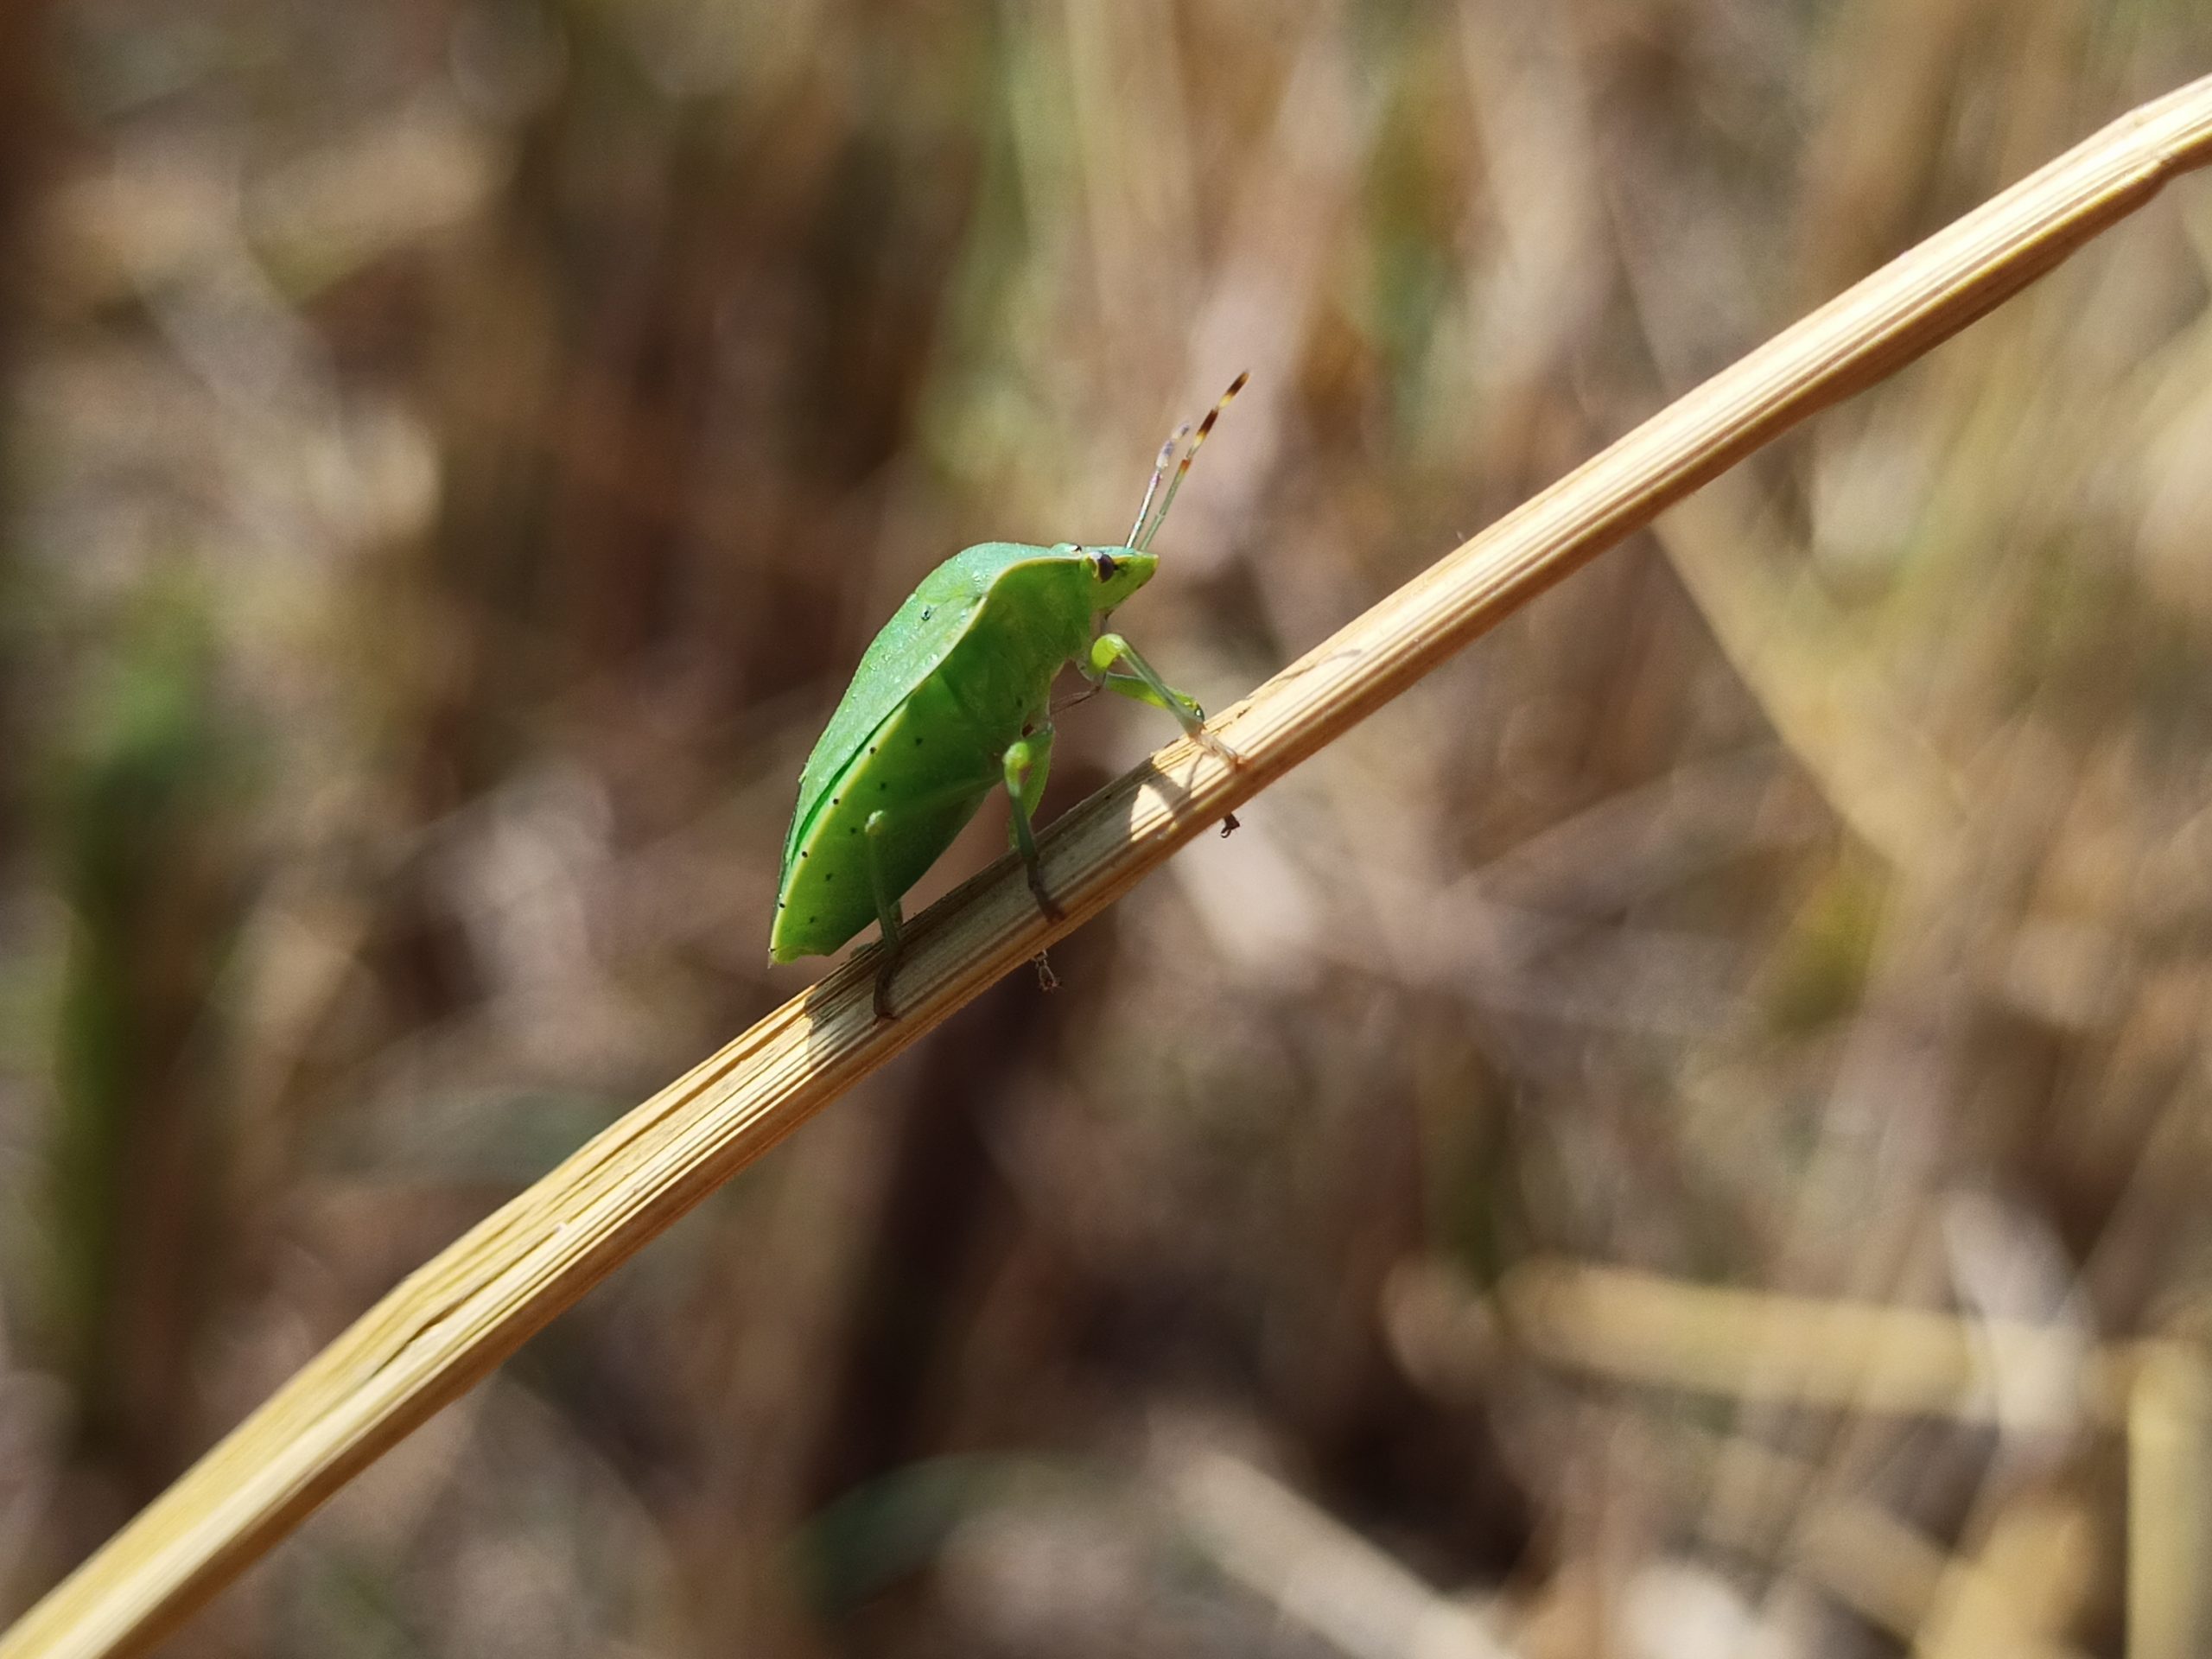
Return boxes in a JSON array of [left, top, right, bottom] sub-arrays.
[[4, 2, 2212, 1656]]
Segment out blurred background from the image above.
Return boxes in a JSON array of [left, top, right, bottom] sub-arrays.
[[3, 1, 2212, 1654]]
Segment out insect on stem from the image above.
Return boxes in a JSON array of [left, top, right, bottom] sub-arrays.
[[1135, 372, 1249, 551]]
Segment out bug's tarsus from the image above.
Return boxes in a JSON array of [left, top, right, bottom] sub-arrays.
[[1026, 865, 1064, 923], [1221, 812, 1241, 837], [1033, 950, 1059, 993], [1135, 372, 1249, 550], [1193, 727, 1240, 764]]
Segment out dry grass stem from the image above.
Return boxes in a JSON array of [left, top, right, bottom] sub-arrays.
[[1159, 1443, 1516, 1659], [1491, 1257, 2126, 1427], [2126, 1343, 2212, 1659], [10, 73, 2212, 1659], [1694, 1426, 2083, 1655]]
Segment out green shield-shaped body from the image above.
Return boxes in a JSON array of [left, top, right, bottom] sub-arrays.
[[770, 541, 1155, 962]]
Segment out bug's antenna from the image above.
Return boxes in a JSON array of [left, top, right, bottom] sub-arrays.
[[1135, 371, 1248, 550], [1124, 431, 1185, 549]]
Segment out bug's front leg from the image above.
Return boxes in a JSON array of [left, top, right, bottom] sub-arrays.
[[1088, 632, 1238, 763], [1003, 727, 1065, 925], [863, 810, 906, 1019]]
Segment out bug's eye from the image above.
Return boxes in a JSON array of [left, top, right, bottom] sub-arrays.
[[1091, 550, 1120, 581]]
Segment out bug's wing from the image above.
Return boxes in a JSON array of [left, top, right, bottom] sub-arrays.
[[780, 543, 1039, 876]]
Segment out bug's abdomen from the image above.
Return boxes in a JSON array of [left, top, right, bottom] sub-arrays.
[[769, 674, 1004, 961]]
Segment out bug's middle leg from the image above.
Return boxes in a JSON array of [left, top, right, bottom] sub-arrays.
[[863, 810, 906, 1019], [1002, 725, 1064, 924]]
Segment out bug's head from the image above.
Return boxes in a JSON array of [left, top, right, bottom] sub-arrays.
[[1058, 542, 1157, 609]]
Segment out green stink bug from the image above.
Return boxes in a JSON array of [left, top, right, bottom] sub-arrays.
[[772, 375, 1247, 1015]]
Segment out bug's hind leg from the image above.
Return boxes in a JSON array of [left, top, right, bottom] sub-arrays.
[[1003, 727, 1064, 924], [1089, 632, 1238, 762], [863, 810, 906, 1019]]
